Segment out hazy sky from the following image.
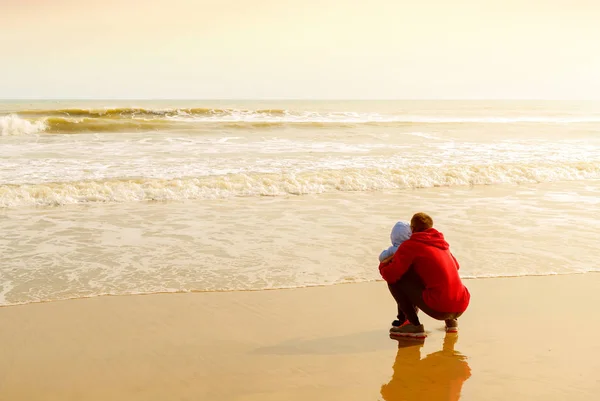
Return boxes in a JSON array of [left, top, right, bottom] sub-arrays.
[[1, 0, 599, 99]]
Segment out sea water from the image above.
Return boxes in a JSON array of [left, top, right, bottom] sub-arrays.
[[1, 100, 599, 305]]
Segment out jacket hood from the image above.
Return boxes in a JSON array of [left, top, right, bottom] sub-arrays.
[[390, 221, 412, 246], [410, 228, 449, 250]]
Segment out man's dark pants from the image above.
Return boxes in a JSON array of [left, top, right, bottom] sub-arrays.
[[388, 269, 463, 325]]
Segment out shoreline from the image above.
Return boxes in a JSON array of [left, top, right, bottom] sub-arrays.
[[1, 271, 598, 309], [1, 273, 599, 400]]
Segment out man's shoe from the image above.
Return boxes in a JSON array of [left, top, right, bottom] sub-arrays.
[[445, 319, 458, 333], [391, 319, 409, 327], [389, 323, 427, 339]]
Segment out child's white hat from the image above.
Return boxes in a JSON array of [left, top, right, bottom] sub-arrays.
[[391, 221, 412, 246]]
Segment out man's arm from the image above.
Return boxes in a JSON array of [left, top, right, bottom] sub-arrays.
[[379, 242, 415, 283]]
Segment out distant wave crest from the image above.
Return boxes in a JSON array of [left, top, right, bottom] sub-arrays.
[[3, 106, 600, 135]]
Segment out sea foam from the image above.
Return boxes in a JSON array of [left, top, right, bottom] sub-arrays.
[[0, 114, 47, 136], [2, 161, 600, 207]]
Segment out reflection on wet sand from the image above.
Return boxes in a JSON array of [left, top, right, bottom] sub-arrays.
[[381, 334, 471, 401]]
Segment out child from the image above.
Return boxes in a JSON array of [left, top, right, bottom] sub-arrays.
[[379, 221, 412, 263], [379, 221, 412, 328]]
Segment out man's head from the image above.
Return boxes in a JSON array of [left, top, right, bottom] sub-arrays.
[[410, 212, 433, 233]]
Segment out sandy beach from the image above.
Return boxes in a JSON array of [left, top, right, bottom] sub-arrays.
[[1, 273, 598, 401]]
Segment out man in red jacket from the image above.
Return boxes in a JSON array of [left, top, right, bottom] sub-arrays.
[[379, 212, 470, 338]]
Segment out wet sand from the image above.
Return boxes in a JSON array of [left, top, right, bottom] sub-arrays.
[[1, 273, 599, 400]]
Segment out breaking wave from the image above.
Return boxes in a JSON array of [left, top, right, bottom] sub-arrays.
[[0, 114, 47, 136], [2, 161, 600, 208], [16, 107, 291, 118], [3, 106, 600, 135]]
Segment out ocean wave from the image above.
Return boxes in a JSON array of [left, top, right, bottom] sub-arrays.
[[42, 117, 195, 133], [3, 107, 600, 135], [2, 161, 600, 207], [16, 107, 291, 118], [3, 115, 362, 135], [0, 115, 47, 136]]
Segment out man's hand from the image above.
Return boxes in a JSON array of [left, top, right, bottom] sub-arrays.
[[381, 255, 393, 264]]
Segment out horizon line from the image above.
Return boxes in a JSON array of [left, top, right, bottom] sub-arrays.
[[2, 98, 599, 102]]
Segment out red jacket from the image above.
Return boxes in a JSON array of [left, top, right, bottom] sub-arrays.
[[379, 228, 470, 313]]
